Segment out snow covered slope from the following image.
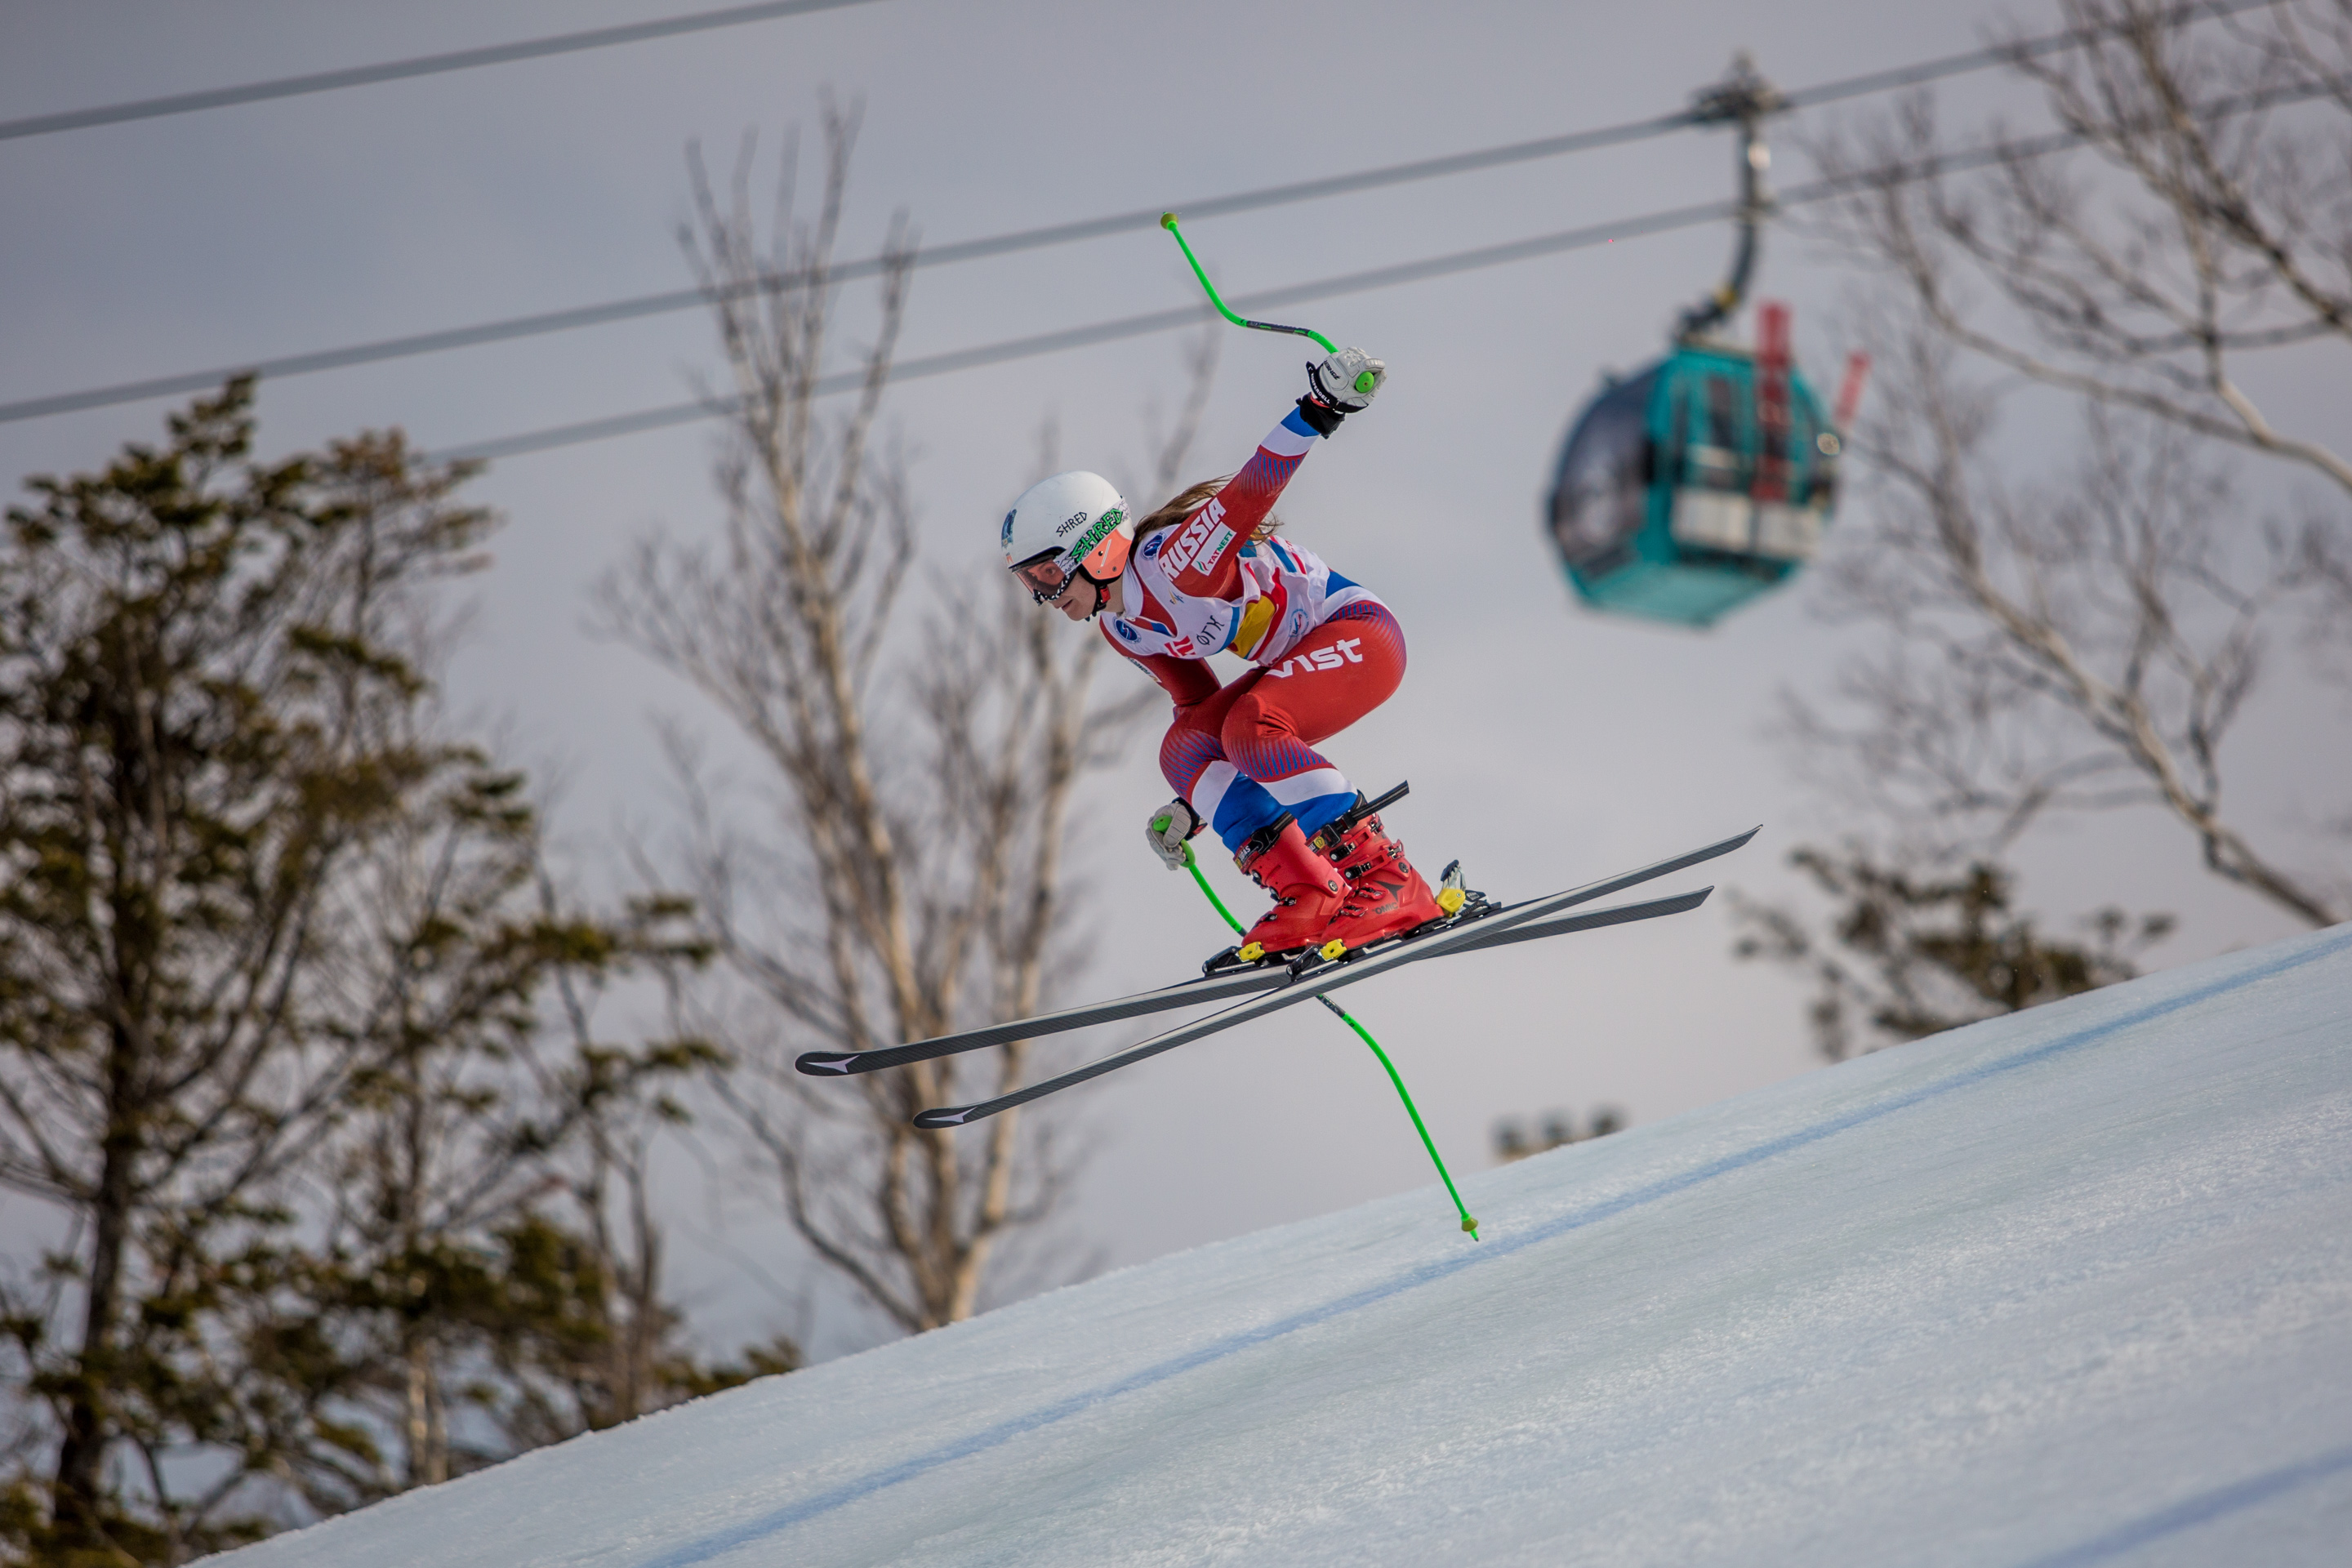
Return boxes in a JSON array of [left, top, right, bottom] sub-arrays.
[[220, 925, 2352, 1567]]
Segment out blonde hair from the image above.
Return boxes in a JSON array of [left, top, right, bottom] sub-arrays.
[[1136, 475, 1282, 546]]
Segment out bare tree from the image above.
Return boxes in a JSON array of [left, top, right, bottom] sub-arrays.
[[1818, 0, 2352, 492], [599, 112, 1212, 1337], [1785, 0, 2352, 927]]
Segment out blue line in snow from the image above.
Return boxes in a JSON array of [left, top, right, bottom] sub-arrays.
[[2013, 1439, 2352, 1567], [641, 926, 2352, 1568]]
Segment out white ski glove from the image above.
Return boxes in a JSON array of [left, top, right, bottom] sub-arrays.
[[1146, 798, 1202, 870], [1307, 347, 1386, 412]]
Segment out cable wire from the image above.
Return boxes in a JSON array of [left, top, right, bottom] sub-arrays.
[[0, 0, 890, 143], [425, 58, 2342, 469], [1, 1, 2271, 430], [413, 149, 2004, 463], [0, 119, 1695, 427]]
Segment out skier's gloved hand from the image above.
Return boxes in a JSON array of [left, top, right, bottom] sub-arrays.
[[1296, 348, 1383, 436], [1310, 347, 1384, 411], [1146, 798, 1202, 871], [1307, 345, 1373, 413]]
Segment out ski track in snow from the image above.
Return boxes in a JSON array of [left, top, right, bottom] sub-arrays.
[[216, 924, 2352, 1567]]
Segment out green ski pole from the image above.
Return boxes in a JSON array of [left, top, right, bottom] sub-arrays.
[[1310, 994, 1480, 1241], [1169, 831, 1480, 1239], [1160, 213, 1379, 400]]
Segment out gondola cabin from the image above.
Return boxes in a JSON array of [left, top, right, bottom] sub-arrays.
[[1546, 304, 1855, 628]]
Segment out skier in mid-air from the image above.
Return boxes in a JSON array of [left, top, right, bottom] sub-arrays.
[[804, 220, 1750, 1140], [999, 348, 1444, 960]]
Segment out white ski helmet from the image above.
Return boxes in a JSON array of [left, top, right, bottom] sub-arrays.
[[1001, 470, 1133, 605]]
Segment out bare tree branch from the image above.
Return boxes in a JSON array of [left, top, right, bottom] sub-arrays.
[[1804, 1, 2352, 495], [1783, 0, 2351, 928], [601, 118, 1204, 1336]]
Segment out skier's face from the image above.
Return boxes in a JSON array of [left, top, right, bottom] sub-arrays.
[[1049, 573, 1115, 622]]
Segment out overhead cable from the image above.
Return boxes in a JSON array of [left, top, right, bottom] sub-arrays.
[[0, 0, 2272, 430], [1778, 0, 2274, 110], [0, 0, 889, 143], [417, 149, 2022, 464], [0, 115, 1690, 427], [427, 65, 2341, 468]]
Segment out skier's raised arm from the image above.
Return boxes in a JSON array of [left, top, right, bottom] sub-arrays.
[[1158, 348, 1385, 602]]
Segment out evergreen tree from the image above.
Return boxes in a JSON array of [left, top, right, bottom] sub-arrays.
[[1734, 847, 2173, 1062], [0, 384, 776, 1563]]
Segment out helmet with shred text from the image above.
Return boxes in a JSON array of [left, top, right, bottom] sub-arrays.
[[1001, 470, 1133, 608]]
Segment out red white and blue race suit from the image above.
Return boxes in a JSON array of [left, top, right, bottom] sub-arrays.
[[1101, 403, 1407, 854]]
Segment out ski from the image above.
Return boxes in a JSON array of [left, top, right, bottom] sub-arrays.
[[1440, 882, 1713, 958], [795, 781, 1416, 1079], [910, 826, 1758, 1129], [795, 965, 1290, 1077], [796, 885, 1704, 1079], [798, 825, 1755, 1080]]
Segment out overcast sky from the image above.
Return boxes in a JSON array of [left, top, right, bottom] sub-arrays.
[[4, 0, 2344, 1359]]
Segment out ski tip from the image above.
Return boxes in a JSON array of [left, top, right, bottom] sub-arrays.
[[796, 1053, 858, 1076], [914, 1106, 976, 1129]]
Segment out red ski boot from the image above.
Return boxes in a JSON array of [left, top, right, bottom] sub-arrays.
[[1232, 815, 1347, 960], [1309, 804, 1450, 957]]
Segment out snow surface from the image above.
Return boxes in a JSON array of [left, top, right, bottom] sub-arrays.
[[218, 924, 2352, 1566]]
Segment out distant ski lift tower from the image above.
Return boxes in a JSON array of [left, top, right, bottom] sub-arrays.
[[1544, 56, 1866, 629]]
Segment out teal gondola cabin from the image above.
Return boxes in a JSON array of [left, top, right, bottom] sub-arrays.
[[1546, 305, 1854, 628]]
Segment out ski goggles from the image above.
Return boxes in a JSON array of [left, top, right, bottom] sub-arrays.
[[1012, 549, 1076, 604]]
